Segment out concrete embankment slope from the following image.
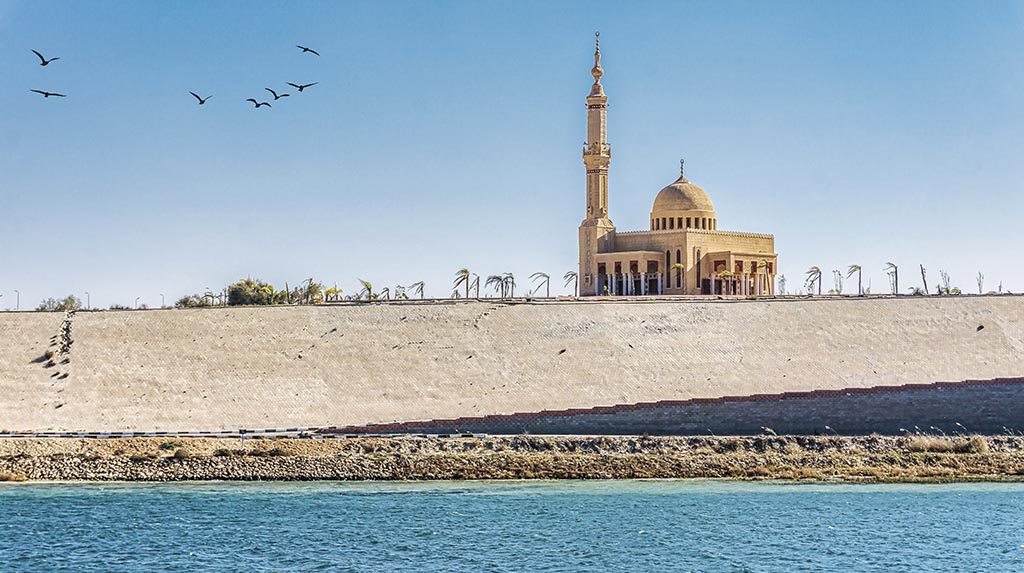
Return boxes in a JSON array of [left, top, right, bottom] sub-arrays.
[[0, 296, 1021, 433]]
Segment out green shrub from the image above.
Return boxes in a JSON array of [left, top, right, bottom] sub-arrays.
[[159, 441, 183, 451]]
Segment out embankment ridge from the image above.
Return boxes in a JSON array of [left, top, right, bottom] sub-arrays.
[[0, 296, 1021, 433]]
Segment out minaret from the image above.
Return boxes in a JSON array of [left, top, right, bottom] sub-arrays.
[[578, 32, 615, 295]]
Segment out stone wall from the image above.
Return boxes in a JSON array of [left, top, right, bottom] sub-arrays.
[[0, 295, 1021, 433]]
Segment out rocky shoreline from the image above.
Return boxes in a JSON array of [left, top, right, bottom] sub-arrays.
[[1, 435, 1023, 482]]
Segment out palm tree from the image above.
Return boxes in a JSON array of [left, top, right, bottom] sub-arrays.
[[759, 258, 770, 295], [831, 269, 844, 295], [805, 266, 822, 296], [453, 269, 471, 299], [717, 269, 735, 295], [486, 274, 505, 298], [530, 272, 550, 298], [777, 274, 787, 295], [563, 271, 578, 297], [671, 263, 685, 292], [884, 262, 899, 295], [358, 279, 373, 301], [379, 287, 390, 301], [471, 274, 480, 298], [503, 273, 516, 298], [846, 264, 863, 296], [408, 281, 425, 299]]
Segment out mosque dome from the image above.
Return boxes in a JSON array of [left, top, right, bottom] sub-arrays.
[[652, 176, 715, 213], [649, 162, 718, 231]]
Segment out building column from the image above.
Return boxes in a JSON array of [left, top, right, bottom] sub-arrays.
[[641, 272, 647, 295]]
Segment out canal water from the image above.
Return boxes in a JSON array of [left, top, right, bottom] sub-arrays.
[[2, 481, 1022, 572]]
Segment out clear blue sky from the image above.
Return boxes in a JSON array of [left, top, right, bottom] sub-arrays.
[[2, 1, 1022, 308]]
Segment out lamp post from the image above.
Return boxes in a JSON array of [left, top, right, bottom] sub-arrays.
[[135, 296, 141, 309], [13, 290, 18, 311], [85, 291, 90, 310], [160, 293, 165, 308]]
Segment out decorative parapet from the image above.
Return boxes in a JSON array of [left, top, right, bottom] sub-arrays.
[[616, 228, 774, 240]]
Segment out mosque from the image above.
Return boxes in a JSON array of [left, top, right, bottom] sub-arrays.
[[578, 35, 778, 297]]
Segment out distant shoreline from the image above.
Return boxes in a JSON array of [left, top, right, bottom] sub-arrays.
[[2, 435, 1022, 483]]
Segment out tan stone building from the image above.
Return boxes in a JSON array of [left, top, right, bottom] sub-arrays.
[[578, 35, 778, 296]]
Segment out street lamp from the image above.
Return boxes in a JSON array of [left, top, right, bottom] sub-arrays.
[[160, 293, 165, 308], [12, 290, 18, 311], [135, 296, 141, 309], [85, 291, 90, 310]]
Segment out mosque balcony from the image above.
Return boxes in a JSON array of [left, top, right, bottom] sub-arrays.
[[582, 143, 611, 155]]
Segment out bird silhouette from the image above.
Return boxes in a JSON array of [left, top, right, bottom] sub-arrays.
[[31, 50, 60, 66], [190, 91, 212, 105], [296, 45, 320, 57], [265, 88, 289, 100], [31, 89, 66, 98], [287, 82, 318, 92], [246, 98, 272, 108]]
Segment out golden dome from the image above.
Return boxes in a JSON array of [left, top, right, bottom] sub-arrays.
[[652, 175, 715, 213]]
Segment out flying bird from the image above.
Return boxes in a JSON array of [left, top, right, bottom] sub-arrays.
[[31, 50, 60, 66], [264, 87, 289, 100], [189, 91, 212, 105], [287, 82, 318, 92], [246, 98, 272, 108], [296, 45, 320, 56], [31, 89, 66, 98]]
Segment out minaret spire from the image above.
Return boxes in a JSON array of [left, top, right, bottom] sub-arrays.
[[679, 158, 687, 181], [590, 31, 604, 96]]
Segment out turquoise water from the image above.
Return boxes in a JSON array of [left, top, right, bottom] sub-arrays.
[[1, 481, 1023, 572]]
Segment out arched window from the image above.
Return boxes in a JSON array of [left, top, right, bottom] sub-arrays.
[[669, 218, 675, 230], [675, 249, 682, 288], [686, 217, 691, 229], [665, 251, 671, 287]]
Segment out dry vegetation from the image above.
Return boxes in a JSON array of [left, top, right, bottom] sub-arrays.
[[0, 435, 1021, 482]]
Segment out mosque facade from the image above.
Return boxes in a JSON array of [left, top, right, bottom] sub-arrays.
[[578, 35, 778, 297]]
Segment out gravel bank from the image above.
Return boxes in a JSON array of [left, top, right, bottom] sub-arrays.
[[1, 435, 1023, 482]]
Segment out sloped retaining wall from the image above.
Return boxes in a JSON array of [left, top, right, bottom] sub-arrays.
[[324, 377, 1024, 436]]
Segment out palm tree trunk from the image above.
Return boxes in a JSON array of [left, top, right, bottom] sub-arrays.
[[858, 270, 862, 296]]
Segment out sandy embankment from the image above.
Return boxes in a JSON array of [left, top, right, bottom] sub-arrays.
[[1, 435, 1022, 482]]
